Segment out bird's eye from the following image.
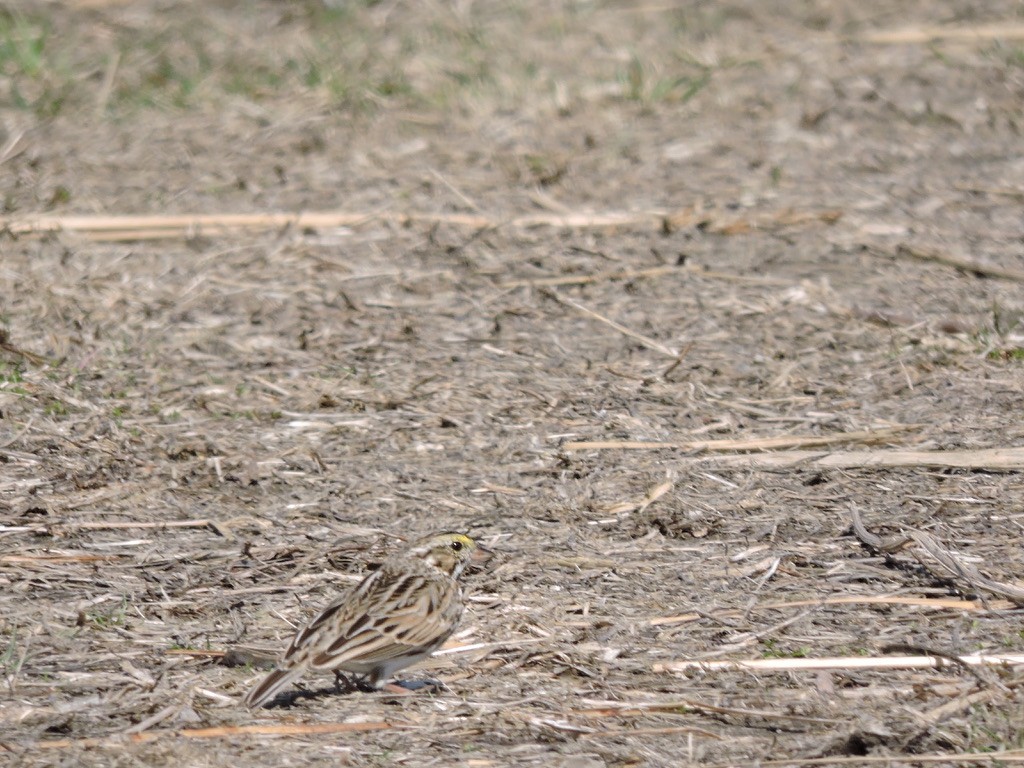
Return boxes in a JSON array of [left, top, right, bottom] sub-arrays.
[[450, 540, 464, 552]]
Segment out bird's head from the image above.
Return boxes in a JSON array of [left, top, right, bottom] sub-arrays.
[[411, 532, 481, 578]]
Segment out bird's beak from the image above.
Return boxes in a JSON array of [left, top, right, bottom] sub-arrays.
[[471, 545, 493, 565]]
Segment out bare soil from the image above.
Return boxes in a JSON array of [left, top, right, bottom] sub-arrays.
[[2, 1, 1024, 765]]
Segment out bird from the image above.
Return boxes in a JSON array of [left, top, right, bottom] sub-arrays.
[[243, 532, 481, 708]]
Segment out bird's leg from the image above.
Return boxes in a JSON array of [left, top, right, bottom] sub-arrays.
[[332, 670, 359, 694], [352, 675, 379, 693], [338, 670, 379, 693]]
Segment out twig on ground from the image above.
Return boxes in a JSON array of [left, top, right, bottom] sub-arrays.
[[849, 505, 913, 553], [698, 607, 817, 658], [2, 519, 215, 534], [583, 725, 721, 740], [917, 687, 1000, 727], [882, 643, 1005, 690], [541, 287, 679, 357], [0, 417, 34, 450], [661, 343, 695, 379], [654, 653, 1024, 673], [18, 721, 398, 750], [501, 265, 792, 289], [562, 425, 919, 452], [577, 698, 840, 725], [0, 329, 51, 366], [1, 206, 844, 242], [857, 23, 1024, 45], [873, 243, 1024, 283], [706, 748, 1024, 766], [663, 446, 1024, 470], [648, 595, 1012, 627], [0, 553, 130, 564]]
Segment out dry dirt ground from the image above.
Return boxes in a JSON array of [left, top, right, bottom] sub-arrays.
[[2, 1, 1024, 766]]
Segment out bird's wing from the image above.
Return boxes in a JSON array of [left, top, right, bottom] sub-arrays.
[[280, 579, 364, 660], [301, 572, 460, 670]]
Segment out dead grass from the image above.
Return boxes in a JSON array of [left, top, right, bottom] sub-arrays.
[[3, 0, 1024, 765]]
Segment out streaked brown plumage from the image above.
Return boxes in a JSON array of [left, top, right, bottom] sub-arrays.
[[244, 532, 478, 709]]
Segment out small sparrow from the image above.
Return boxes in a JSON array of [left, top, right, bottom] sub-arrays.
[[244, 532, 481, 708]]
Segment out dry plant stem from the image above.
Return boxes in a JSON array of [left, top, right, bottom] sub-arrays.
[[541, 287, 679, 357], [882, 643, 1000, 689], [884, 243, 1024, 283], [18, 721, 397, 750], [582, 725, 721, 740], [849, 504, 912, 553], [0, 129, 26, 165], [668, 446, 1024, 470], [0, 418, 34, 450], [698, 607, 818, 658], [648, 595, 1012, 627], [953, 183, 1024, 199], [123, 703, 179, 735], [655, 653, 1024, 673], [918, 687, 1000, 726], [0, 338, 51, 366], [3, 210, 665, 238], [1, 206, 844, 242], [577, 698, 840, 725], [661, 343, 695, 379], [858, 23, 1024, 44], [3, 519, 215, 533], [0, 553, 129, 564], [706, 749, 1024, 767], [501, 265, 793, 289], [563, 424, 918, 452]]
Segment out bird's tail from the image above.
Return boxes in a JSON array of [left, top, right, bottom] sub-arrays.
[[243, 665, 305, 709]]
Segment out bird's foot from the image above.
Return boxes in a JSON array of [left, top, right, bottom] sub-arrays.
[[332, 671, 376, 694], [333, 671, 381, 694]]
